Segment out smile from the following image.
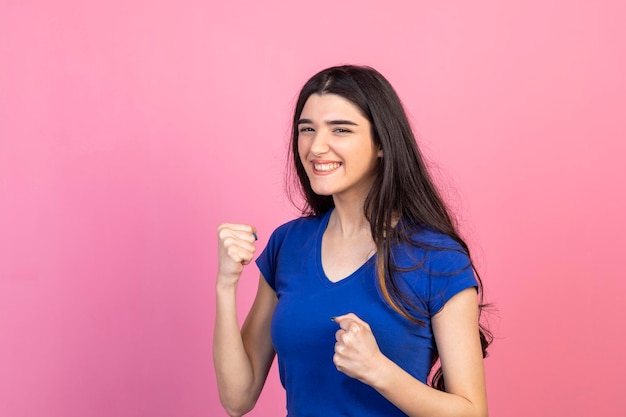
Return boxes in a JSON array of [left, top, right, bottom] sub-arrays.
[[313, 162, 342, 172]]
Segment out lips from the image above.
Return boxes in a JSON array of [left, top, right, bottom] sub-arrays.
[[311, 160, 342, 174], [314, 162, 341, 171]]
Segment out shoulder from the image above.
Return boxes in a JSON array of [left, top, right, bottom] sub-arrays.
[[256, 214, 327, 287], [410, 227, 464, 250], [270, 213, 326, 238], [264, 211, 329, 248], [394, 227, 471, 274], [395, 227, 477, 314]]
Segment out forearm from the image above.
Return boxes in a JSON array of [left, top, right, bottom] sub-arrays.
[[212, 281, 257, 416], [370, 356, 487, 417]]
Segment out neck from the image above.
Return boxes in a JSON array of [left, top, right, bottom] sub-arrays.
[[328, 194, 371, 238]]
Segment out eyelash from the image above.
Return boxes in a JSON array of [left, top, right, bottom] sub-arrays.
[[298, 127, 352, 133]]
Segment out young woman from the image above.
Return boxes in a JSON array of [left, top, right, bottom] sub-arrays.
[[213, 65, 491, 417]]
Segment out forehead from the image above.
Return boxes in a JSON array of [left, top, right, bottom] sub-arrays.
[[300, 93, 366, 121]]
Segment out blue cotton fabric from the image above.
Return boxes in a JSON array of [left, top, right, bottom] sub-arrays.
[[256, 209, 477, 417]]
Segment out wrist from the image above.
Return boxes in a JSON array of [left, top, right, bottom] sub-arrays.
[[365, 353, 396, 391], [215, 276, 239, 293]]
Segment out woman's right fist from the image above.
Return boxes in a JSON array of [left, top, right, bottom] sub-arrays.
[[216, 223, 258, 286]]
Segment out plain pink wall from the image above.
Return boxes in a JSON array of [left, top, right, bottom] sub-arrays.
[[1, 1, 625, 416]]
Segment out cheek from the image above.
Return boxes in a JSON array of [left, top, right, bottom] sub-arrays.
[[297, 139, 308, 163]]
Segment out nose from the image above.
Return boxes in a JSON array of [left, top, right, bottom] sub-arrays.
[[309, 130, 330, 156]]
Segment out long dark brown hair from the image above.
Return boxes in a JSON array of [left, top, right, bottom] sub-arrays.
[[286, 65, 491, 391]]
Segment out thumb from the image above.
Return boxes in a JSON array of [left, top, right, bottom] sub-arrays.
[[331, 313, 362, 329]]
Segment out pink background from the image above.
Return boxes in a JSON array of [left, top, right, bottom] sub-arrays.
[[1, 1, 625, 416]]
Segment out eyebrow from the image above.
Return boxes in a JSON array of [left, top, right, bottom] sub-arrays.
[[297, 118, 359, 126]]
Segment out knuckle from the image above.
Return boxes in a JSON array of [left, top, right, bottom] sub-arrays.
[[217, 228, 230, 240], [226, 246, 239, 258], [332, 353, 341, 367]]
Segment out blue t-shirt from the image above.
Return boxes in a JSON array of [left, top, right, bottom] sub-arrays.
[[256, 209, 477, 417]]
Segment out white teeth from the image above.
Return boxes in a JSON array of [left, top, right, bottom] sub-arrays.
[[314, 163, 341, 172]]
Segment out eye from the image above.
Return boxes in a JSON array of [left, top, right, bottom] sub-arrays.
[[333, 128, 351, 134], [299, 126, 314, 133]]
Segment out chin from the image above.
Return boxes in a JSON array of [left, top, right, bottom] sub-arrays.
[[311, 188, 334, 196]]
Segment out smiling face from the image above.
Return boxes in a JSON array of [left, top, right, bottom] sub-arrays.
[[297, 93, 382, 202]]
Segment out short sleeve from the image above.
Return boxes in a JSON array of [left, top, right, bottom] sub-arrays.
[[255, 224, 287, 291], [425, 241, 478, 315]]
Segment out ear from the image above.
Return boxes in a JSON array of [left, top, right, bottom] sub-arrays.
[[377, 148, 383, 158]]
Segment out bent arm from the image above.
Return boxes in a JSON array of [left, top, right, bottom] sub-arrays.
[[213, 275, 277, 417], [368, 288, 488, 417]]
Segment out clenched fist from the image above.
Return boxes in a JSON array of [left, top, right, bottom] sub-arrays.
[[216, 223, 258, 287], [332, 313, 385, 385]]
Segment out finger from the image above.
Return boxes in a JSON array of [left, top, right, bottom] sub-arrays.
[[230, 229, 258, 243], [218, 223, 257, 236], [332, 351, 342, 368], [332, 313, 364, 330], [225, 242, 255, 264], [335, 328, 347, 342], [223, 233, 256, 251], [218, 225, 258, 244]]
